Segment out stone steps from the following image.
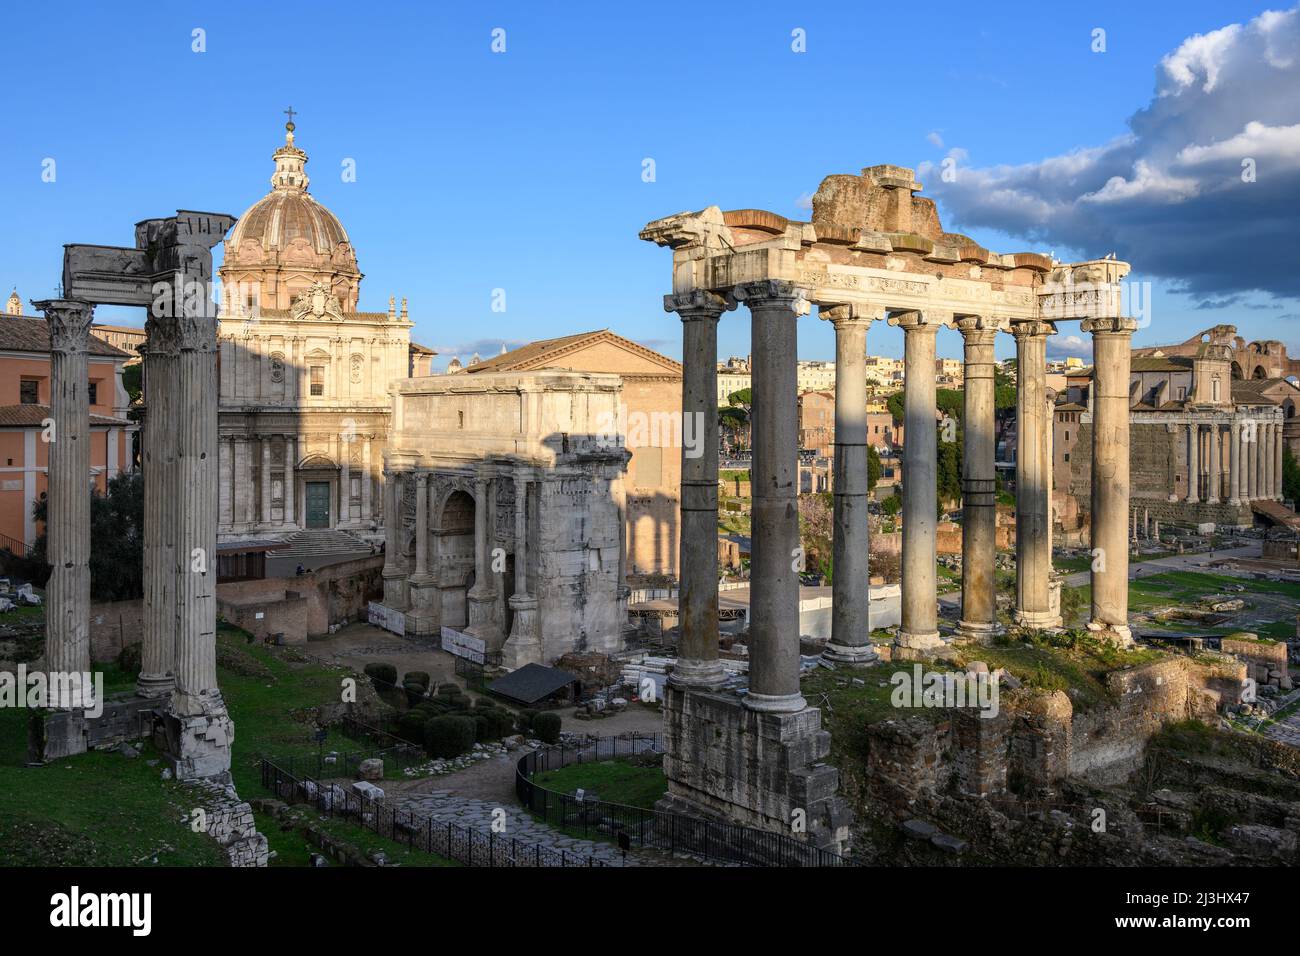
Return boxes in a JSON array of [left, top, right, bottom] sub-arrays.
[[270, 529, 371, 560], [1251, 499, 1300, 532]]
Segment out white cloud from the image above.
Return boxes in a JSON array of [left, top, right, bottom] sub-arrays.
[[923, 5, 1300, 300], [927, 130, 945, 148]]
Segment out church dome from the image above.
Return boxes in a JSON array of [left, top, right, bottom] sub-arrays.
[[220, 119, 362, 313]]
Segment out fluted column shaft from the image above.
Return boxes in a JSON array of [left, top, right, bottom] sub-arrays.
[[261, 437, 273, 523], [1277, 421, 1286, 499], [956, 318, 1000, 639], [1186, 424, 1200, 503], [381, 469, 407, 608], [894, 310, 944, 651], [138, 328, 177, 697], [284, 437, 296, 526], [666, 292, 729, 688], [1207, 424, 1221, 503], [37, 300, 95, 708], [1011, 320, 1058, 628], [736, 280, 807, 712], [1084, 316, 1138, 645], [414, 473, 429, 577], [1229, 421, 1242, 504], [823, 305, 877, 664], [170, 298, 222, 716], [1248, 422, 1260, 499]]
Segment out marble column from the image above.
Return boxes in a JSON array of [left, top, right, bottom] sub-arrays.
[[1207, 423, 1221, 504], [284, 437, 296, 527], [1248, 421, 1260, 499], [361, 439, 372, 523], [381, 470, 407, 608], [260, 438, 273, 524], [1186, 424, 1200, 503], [1083, 316, 1138, 646], [666, 291, 730, 687], [467, 472, 498, 644], [892, 309, 945, 652], [1228, 421, 1241, 504], [1011, 320, 1059, 629], [502, 472, 540, 668], [138, 322, 177, 697], [413, 473, 429, 577], [956, 316, 1001, 641], [734, 280, 808, 712], [822, 303, 878, 664], [35, 299, 95, 711], [339, 445, 351, 527], [1276, 421, 1285, 499], [169, 300, 225, 719]]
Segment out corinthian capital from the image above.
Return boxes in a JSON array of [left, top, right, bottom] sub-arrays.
[[1081, 316, 1139, 336], [819, 302, 882, 329], [1009, 318, 1058, 339], [663, 290, 734, 319], [732, 280, 811, 315], [33, 299, 95, 353]]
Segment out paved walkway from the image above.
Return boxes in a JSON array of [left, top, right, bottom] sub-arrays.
[[1263, 689, 1300, 749]]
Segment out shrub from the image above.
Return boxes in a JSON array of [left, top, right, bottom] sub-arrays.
[[437, 682, 461, 695], [517, 709, 538, 733], [398, 711, 428, 745], [117, 642, 143, 677], [402, 680, 428, 708], [424, 715, 476, 758], [473, 714, 493, 742], [403, 670, 431, 691], [533, 712, 562, 744], [364, 662, 398, 692]]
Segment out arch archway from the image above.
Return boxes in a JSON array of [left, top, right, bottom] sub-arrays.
[[436, 489, 476, 629]]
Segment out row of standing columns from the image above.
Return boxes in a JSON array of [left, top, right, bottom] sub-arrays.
[[1183, 419, 1284, 504], [666, 286, 1141, 711], [36, 288, 226, 716]]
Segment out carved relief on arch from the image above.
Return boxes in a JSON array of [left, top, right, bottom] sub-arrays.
[[430, 474, 475, 527]]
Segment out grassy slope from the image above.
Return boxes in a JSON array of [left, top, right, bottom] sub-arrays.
[[533, 758, 667, 810]]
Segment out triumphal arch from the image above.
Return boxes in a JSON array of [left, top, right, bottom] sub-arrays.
[[641, 164, 1136, 851]]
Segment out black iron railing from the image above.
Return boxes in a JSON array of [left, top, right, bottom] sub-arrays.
[[259, 757, 607, 867], [516, 733, 854, 867]]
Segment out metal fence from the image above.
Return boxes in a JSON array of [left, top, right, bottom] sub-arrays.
[[516, 734, 854, 867], [260, 757, 607, 867]]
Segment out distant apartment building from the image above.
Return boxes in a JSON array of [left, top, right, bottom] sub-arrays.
[[0, 294, 137, 550], [796, 360, 836, 394], [717, 355, 751, 406]]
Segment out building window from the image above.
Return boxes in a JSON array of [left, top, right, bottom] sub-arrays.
[[20, 379, 39, 404], [87, 382, 98, 405], [310, 366, 325, 396]]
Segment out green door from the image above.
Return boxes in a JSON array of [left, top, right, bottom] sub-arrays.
[[305, 481, 331, 529]]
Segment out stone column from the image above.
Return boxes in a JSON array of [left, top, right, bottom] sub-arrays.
[[956, 316, 1001, 641], [502, 472, 540, 669], [138, 322, 177, 697], [1207, 423, 1221, 504], [1276, 420, 1285, 499], [734, 280, 808, 712], [381, 469, 407, 608], [260, 438, 273, 524], [339, 444, 351, 527], [892, 309, 945, 652], [1083, 316, 1138, 646], [466, 472, 498, 644], [666, 291, 730, 687], [1228, 421, 1242, 504], [361, 439, 372, 523], [1010, 320, 1059, 629], [821, 303, 878, 664], [35, 299, 95, 711], [169, 300, 226, 720], [413, 473, 429, 577], [1186, 424, 1200, 503], [284, 437, 296, 527]]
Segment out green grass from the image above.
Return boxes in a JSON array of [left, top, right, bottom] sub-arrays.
[[0, 664, 226, 866], [0, 605, 44, 624], [533, 757, 666, 810]]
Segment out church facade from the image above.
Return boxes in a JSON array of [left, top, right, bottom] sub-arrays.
[[216, 122, 432, 542]]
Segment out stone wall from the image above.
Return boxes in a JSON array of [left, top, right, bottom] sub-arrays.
[[217, 590, 310, 644], [660, 685, 851, 853], [1222, 636, 1291, 690], [185, 779, 269, 867], [88, 599, 145, 663]]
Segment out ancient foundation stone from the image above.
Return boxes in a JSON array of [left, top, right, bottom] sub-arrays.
[[659, 684, 851, 854]]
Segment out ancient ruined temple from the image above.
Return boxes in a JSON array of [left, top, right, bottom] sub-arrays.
[[641, 164, 1139, 852]]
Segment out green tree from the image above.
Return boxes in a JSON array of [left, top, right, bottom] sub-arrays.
[[121, 363, 143, 405], [937, 438, 962, 512], [727, 387, 752, 408], [867, 444, 882, 492], [1284, 445, 1300, 506], [886, 391, 904, 424], [881, 490, 901, 518], [994, 364, 1017, 410], [32, 471, 144, 601]]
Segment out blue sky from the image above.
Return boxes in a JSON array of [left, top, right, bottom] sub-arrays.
[[3, 0, 1295, 368]]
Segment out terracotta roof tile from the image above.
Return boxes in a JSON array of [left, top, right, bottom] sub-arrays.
[[0, 318, 129, 358], [0, 404, 132, 427]]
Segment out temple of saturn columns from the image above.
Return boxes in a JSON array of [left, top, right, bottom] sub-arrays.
[[32, 211, 239, 781], [640, 165, 1138, 849]]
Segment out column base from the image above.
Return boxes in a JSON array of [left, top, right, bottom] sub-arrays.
[[1013, 610, 1062, 631], [669, 657, 729, 689], [953, 621, 1003, 645], [742, 690, 807, 713], [135, 672, 175, 699], [500, 595, 540, 670], [1228, 497, 1241, 506], [819, 641, 879, 666], [894, 629, 943, 650], [1087, 620, 1134, 648]]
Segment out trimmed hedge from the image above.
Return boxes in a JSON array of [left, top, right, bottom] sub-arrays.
[[403, 670, 431, 691], [364, 661, 398, 691], [425, 715, 476, 758], [533, 712, 562, 744]]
